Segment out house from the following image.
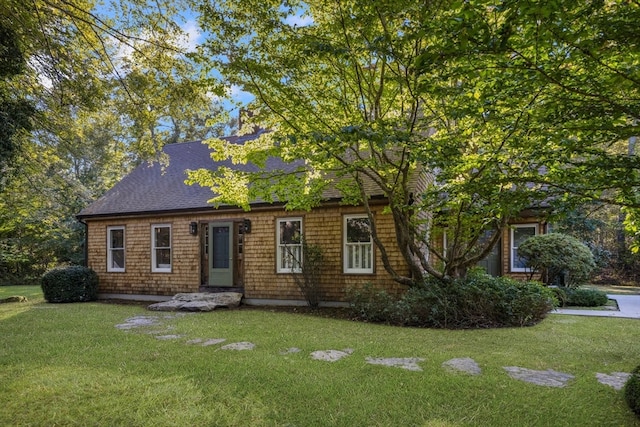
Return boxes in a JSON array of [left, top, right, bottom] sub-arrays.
[[77, 133, 410, 305], [77, 133, 547, 305], [432, 210, 549, 280]]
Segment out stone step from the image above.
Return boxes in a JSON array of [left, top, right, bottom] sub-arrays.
[[147, 292, 243, 312]]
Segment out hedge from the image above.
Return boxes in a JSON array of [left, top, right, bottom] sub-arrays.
[[41, 266, 98, 303]]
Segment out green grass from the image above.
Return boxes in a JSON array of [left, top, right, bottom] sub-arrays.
[[1, 286, 640, 426], [584, 284, 640, 295]]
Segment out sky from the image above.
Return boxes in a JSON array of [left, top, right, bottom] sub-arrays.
[[172, 5, 314, 107], [96, 1, 314, 116]]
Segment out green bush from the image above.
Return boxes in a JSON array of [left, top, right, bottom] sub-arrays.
[[552, 287, 609, 307], [41, 266, 98, 303], [291, 237, 324, 308], [518, 233, 595, 287], [348, 271, 557, 329], [347, 284, 397, 323], [625, 365, 640, 419]]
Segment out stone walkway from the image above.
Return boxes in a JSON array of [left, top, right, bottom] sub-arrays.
[[114, 313, 632, 391]]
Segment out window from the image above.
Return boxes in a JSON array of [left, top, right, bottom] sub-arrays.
[[344, 214, 373, 274], [152, 224, 172, 273], [277, 218, 302, 273], [510, 224, 537, 272], [107, 226, 125, 272], [442, 229, 448, 258]]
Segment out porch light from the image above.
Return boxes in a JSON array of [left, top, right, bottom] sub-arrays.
[[243, 219, 251, 233], [189, 222, 198, 235]]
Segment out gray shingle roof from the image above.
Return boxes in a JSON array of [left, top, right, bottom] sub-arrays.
[[77, 133, 301, 218]]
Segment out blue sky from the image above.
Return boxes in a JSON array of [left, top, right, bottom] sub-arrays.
[[97, 1, 314, 115]]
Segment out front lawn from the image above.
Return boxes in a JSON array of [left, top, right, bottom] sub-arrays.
[[1, 285, 639, 426], [585, 283, 640, 295]]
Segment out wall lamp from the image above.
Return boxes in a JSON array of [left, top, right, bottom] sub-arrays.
[[189, 222, 198, 235]]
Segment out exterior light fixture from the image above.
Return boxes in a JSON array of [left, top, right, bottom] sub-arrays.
[[189, 222, 198, 235]]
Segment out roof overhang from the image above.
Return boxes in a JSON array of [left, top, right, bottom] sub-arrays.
[[76, 195, 389, 222]]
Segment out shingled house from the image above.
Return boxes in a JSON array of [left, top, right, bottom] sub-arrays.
[[77, 133, 546, 304], [77, 133, 411, 304]]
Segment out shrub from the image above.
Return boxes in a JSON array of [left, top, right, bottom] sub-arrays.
[[291, 237, 324, 308], [552, 287, 609, 307], [518, 233, 596, 287], [348, 271, 557, 329], [347, 284, 397, 323], [41, 266, 98, 303], [625, 365, 640, 419]]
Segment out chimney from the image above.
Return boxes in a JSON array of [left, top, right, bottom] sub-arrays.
[[238, 109, 260, 135]]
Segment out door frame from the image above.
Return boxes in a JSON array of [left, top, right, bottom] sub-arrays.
[[200, 220, 245, 289]]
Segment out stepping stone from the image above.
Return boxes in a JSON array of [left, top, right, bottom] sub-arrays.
[[310, 349, 353, 362], [220, 341, 255, 351], [0, 296, 27, 303], [596, 372, 631, 390], [442, 357, 482, 375], [155, 334, 185, 340], [202, 338, 227, 346], [280, 347, 302, 355], [185, 338, 226, 346], [365, 357, 425, 371], [504, 367, 574, 387], [115, 315, 162, 330]]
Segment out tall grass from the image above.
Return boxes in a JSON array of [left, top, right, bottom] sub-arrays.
[[1, 286, 639, 426]]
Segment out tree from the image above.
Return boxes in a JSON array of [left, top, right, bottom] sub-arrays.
[[0, 0, 222, 278], [0, 22, 34, 180], [191, 0, 640, 286], [111, 34, 225, 162]]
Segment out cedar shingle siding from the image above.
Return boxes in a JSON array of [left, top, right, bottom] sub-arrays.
[[78, 135, 408, 303], [84, 204, 407, 301]]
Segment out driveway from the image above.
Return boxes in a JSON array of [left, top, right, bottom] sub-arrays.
[[554, 294, 640, 319]]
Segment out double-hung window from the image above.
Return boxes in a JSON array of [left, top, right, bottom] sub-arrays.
[[277, 218, 302, 273], [107, 226, 125, 272], [344, 214, 373, 274], [152, 224, 172, 273], [510, 224, 537, 272]]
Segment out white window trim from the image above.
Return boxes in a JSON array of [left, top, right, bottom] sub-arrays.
[[510, 223, 537, 272], [276, 217, 303, 273], [151, 224, 172, 273], [343, 214, 374, 274], [107, 226, 125, 272]]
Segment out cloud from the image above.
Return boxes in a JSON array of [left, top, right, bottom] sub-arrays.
[[179, 19, 202, 52], [228, 84, 254, 105], [284, 14, 314, 28]]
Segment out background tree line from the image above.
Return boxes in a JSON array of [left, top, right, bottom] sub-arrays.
[[0, 0, 225, 283]]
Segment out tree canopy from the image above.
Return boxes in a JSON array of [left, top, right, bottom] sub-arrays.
[[191, 0, 640, 284], [0, 0, 222, 280], [0, 22, 33, 177]]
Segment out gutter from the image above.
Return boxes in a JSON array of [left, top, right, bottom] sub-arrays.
[[77, 217, 88, 267], [76, 195, 390, 221]]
